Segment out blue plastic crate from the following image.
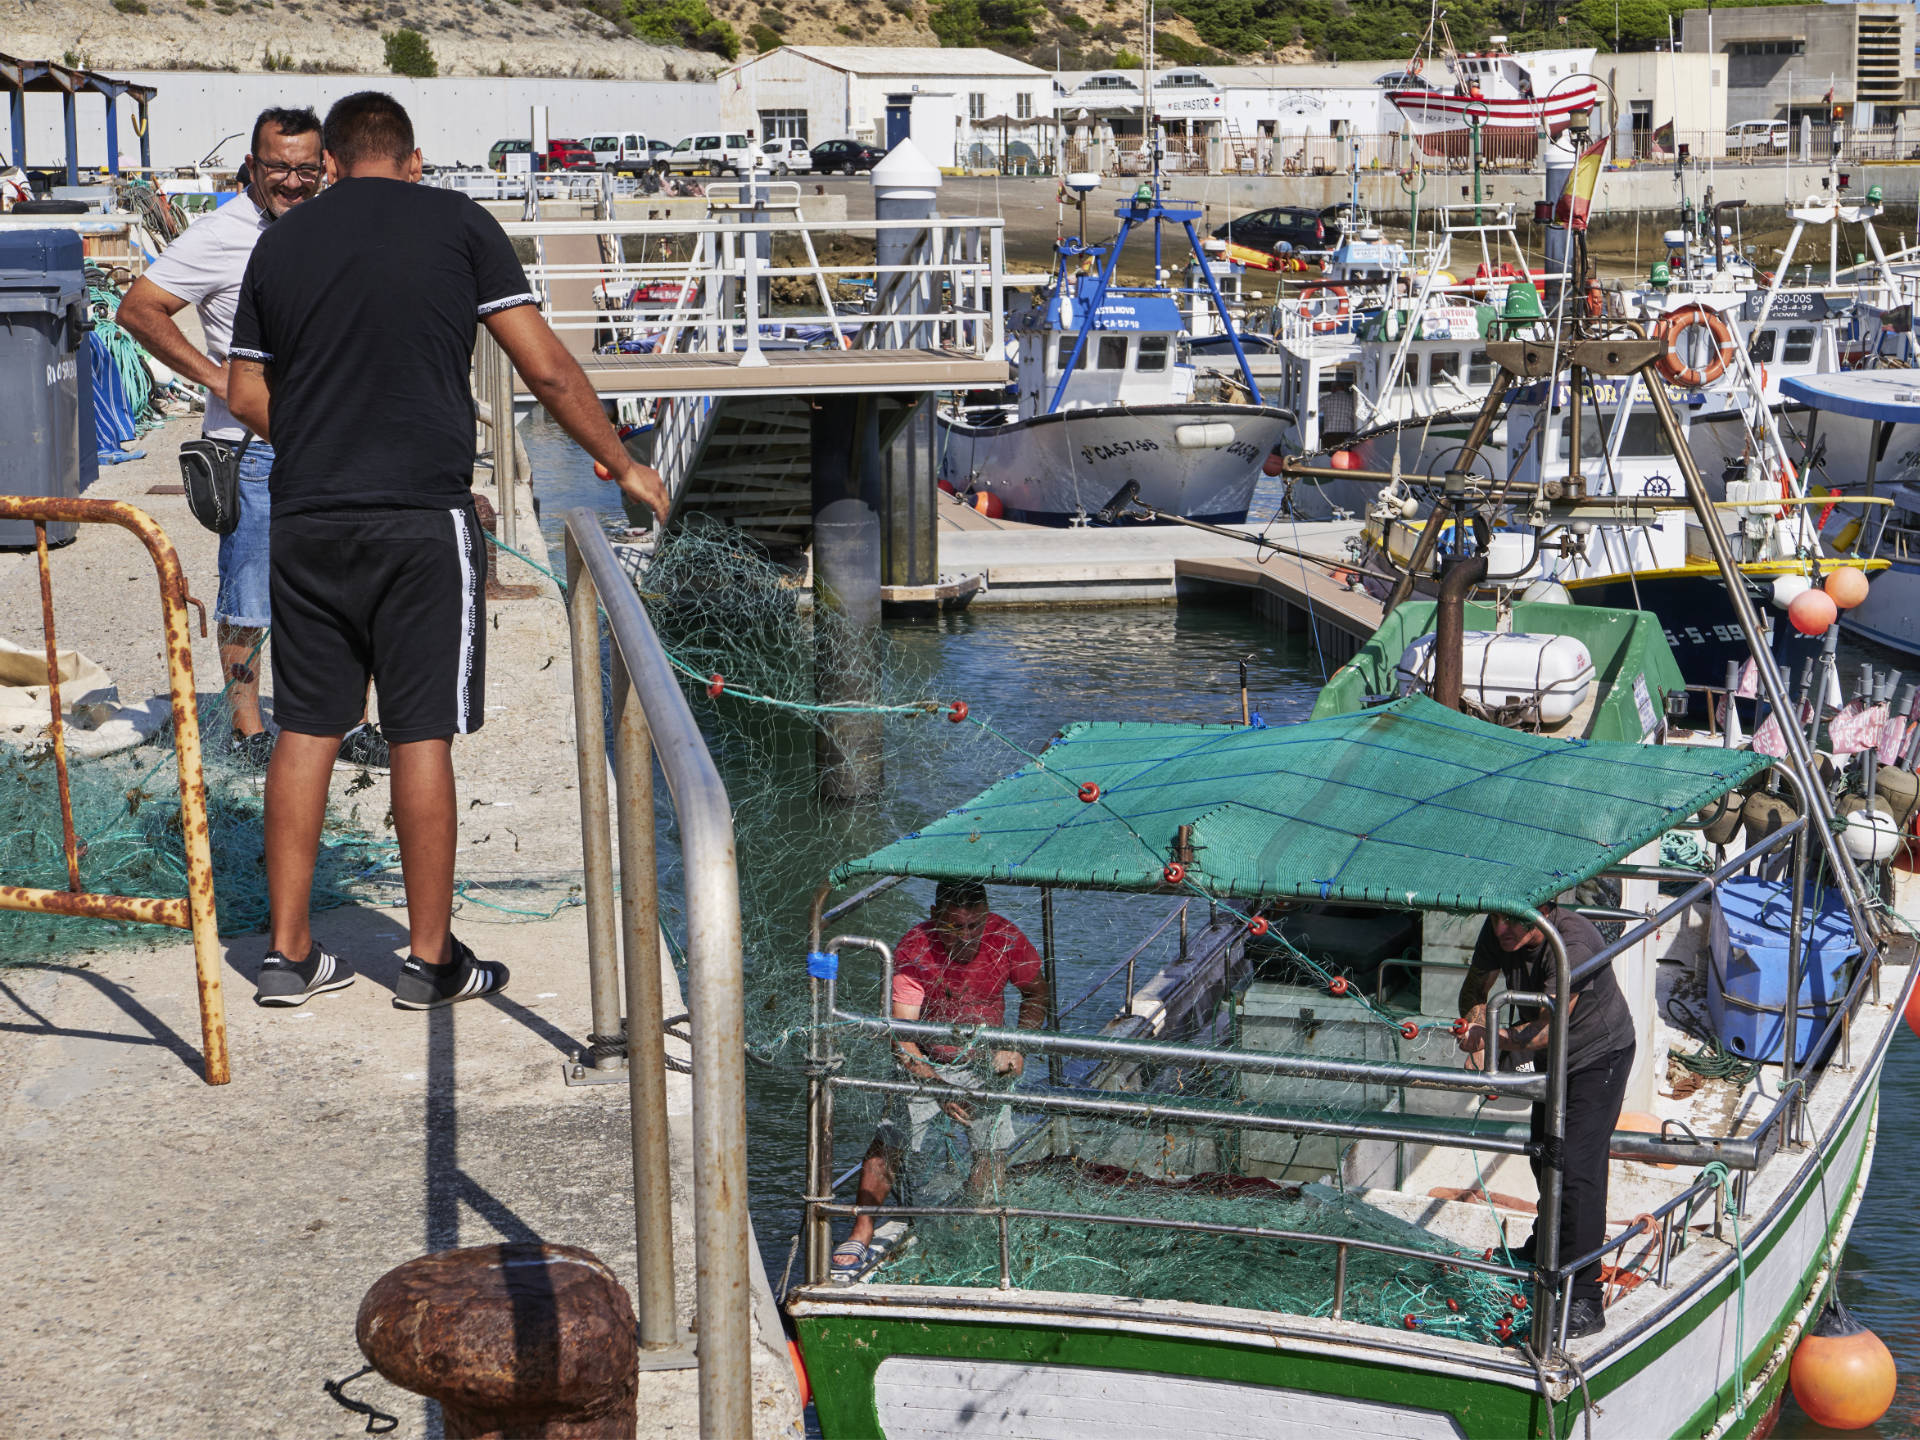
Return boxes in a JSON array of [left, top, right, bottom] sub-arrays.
[[1707, 876, 1857, 1065]]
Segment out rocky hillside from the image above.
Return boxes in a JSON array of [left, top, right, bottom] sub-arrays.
[[4, 0, 721, 80], [5, 0, 1794, 83]]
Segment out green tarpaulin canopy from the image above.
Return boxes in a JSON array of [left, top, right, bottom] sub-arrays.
[[834, 695, 1766, 915]]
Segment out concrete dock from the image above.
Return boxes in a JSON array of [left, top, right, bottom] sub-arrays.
[[0, 420, 803, 1438], [932, 491, 1383, 662]]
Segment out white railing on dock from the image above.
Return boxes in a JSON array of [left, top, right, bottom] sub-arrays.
[[499, 211, 1007, 368]]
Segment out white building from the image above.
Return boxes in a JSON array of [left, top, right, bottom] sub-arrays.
[[717, 46, 1052, 168], [1055, 62, 1411, 171]]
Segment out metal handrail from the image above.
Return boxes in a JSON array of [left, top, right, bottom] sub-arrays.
[[562, 509, 749, 1436], [827, 1008, 1547, 1098], [0, 497, 228, 1085]]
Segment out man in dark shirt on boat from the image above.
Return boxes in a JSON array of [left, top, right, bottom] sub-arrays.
[[832, 880, 1048, 1280], [1457, 903, 1637, 1341]]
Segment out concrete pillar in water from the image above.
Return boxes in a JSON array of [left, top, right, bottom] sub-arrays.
[[813, 394, 885, 802], [870, 140, 942, 591]]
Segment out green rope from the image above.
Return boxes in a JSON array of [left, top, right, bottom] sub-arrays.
[[1702, 1160, 1748, 1422]]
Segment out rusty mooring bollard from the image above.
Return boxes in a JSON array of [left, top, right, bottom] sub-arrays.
[[356, 1243, 638, 1439]]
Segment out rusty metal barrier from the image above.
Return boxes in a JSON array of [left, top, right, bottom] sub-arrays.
[[0, 496, 229, 1085]]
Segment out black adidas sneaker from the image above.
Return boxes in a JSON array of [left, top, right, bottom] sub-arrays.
[[254, 943, 356, 1007], [391, 936, 510, 1010]]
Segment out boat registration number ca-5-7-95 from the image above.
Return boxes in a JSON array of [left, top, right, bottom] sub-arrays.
[[1081, 439, 1162, 463]]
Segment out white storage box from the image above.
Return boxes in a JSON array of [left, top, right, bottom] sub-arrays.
[[1397, 631, 1596, 723]]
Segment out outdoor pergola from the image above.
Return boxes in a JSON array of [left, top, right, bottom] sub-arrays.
[[1, 53, 157, 186]]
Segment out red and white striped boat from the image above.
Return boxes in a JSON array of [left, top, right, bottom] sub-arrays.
[[1390, 45, 1597, 160]]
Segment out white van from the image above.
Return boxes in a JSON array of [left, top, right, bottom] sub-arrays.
[[757, 137, 813, 175], [664, 132, 757, 176], [1726, 120, 1788, 155], [586, 132, 654, 174]]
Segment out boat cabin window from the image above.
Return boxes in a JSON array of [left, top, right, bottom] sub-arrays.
[[1748, 328, 1776, 364], [1783, 327, 1816, 364], [1097, 336, 1129, 370], [1557, 408, 1674, 459], [1056, 337, 1084, 371], [1468, 349, 1494, 384], [1138, 335, 1170, 371], [1431, 351, 1461, 383]]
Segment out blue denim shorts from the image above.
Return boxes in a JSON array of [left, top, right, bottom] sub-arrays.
[[214, 440, 274, 629]]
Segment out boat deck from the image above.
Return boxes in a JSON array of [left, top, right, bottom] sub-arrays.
[[516, 347, 1008, 401]]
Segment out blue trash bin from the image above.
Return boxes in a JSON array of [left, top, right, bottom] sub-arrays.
[[0, 228, 92, 549], [1707, 875, 1858, 1065]]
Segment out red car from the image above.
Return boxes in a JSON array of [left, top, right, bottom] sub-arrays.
[[545, 138, 599, 172]]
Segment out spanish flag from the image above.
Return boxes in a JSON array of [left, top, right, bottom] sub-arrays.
[[1552, 135, 1610, 232]]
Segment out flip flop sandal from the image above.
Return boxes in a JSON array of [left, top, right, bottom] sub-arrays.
[[830, 1239, 870, 1279]]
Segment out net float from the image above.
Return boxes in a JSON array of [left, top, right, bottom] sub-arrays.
[[707, 674, 725, 698], [947, 700, 969, 723], [1824, 565, 1870, 609], [1789, 587, 1838, 636], [1163, 861, 1187, 885], [1078, 782, 1100, 803], [1400, 1022, 1420, 1040], [1789, 1300, 1896, 1430], [1246, 916, 1269, 937], [1329, 977, 1350, 996]]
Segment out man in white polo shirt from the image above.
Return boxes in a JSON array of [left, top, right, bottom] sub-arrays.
[[121, 106, 387, 772]]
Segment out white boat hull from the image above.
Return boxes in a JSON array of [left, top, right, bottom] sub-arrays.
[[937, 404, 1288, 525]]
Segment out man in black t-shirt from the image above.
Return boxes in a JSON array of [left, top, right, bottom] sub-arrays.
[[1456, 903, 1637, 1341], [229, 91, 670, 1013]]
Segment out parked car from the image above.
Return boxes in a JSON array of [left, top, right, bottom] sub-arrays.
[[547, 138, 599, 172], [758, 136, 813, 175], [811, 138, 883, 174], [487, 138, 531, 172], [1210, 203, 1346, 254], [662, 131, 756, 175], [1727, 119, 1789, 155], [586, 132, 657, 174]]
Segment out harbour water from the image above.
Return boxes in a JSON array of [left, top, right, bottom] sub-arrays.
[[526, 414, 1919, 1436]]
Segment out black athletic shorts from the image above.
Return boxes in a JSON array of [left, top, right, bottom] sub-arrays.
[[270, 503, 485, 744]]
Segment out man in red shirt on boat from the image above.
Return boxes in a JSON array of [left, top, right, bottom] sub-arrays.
[[833, 880, 1048, 1280]]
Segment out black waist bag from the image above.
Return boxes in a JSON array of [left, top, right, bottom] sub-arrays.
[[179, 435, 252, 535]]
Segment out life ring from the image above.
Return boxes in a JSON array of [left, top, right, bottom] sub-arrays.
[[1654, 303, 1733, 388], [1411, 57, 1424, 75], [1299, 284, 1350, 334]]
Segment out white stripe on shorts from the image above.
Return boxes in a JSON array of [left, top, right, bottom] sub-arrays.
[[450, 508, 478, 735]]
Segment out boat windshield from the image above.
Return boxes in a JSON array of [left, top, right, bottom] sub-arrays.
[[1557, 408, 1674, 460]]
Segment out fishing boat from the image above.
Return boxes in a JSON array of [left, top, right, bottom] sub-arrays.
[[1389, 43, 1598, 161], [1781, 372, 1920, 658], [785, 671, 1907, 1439], [937, 187, 1289, 526]]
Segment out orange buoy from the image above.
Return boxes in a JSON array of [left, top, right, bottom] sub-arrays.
[[1825, 565, 1871, 609], [787, 1338, 811, 1409], [1904, 977, 1920, 1036], [1263, 452, 1287, 476], [1615, 1111, 1674, 1168], [973, 490, 1004, 518], [1789, 588, 1838, 636], [1789, 1300, 1896, 1430], [1330, 450, 1359, 470], [937, 477, 957, 495]]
